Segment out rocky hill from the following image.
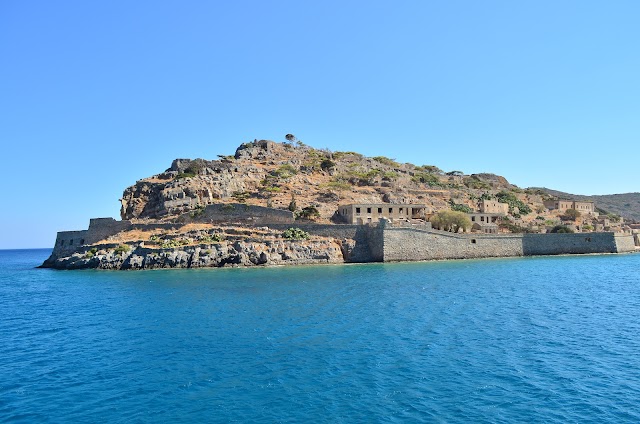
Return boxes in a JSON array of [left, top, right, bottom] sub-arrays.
[[119, 138, 637, 230], [121, 139, 537, 221]]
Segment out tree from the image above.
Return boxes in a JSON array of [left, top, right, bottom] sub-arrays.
[[297, 206, 320, 220], [562, 208, 581, 221], [430, 211, 472, 233], [285, 134, 297, 144]]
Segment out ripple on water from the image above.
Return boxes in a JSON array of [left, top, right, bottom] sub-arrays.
[[1, 251, 640, 422]]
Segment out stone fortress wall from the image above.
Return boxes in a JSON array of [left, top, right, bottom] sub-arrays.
[[51, 208, 638, 266]]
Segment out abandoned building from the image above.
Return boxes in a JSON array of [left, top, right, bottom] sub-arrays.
[[468, 213, 502, 233], [478, 199, 509, 214], [544, 199, 595, 214], [337, 203, 427, 224]]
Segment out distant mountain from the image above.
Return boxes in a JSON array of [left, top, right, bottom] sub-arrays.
[[533, 188, 640, 222]]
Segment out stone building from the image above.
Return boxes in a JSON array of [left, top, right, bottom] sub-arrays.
[[544, 199, 595, 214], [337, 203, 427, 225], [468, 213, 502, 233], [479, 199, 509, 214]]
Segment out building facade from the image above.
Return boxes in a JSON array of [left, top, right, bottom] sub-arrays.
[[543, 199, 595, 214], [337, 204, 427, 225]]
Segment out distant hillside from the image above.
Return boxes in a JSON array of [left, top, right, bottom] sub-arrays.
[[534, 188, 640, 222]]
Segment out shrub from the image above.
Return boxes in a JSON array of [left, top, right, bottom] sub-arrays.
[[190, 205, 206, 218], [323, 180, 352, 191], [449, 200, 473, 214], [232, 191, 250, 203], [463, 176, 491, 190], [372, 156, 399, 167], [412, 172, 442, 186], [282, 228, 310, 240], [272, 164, 298, 179], [550, 225, 574, 233], [418, 165, 443, 174], [495, 191, 532, 216], [114, 244, 130, 256], [84, 247, 98, 258], [297, 206, 320, 220], [175, 172, 196, 180], [320, 159, 336, 171]]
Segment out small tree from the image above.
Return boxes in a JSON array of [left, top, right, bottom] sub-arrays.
[[297, 206, 320, 220], [562, 208, 581, 221], [285, 134, 297, 144], [430, 211, 472, 233]]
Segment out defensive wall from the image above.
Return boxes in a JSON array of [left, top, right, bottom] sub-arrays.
[[379, 226, 636, 262], [51, 216, 637, 265]]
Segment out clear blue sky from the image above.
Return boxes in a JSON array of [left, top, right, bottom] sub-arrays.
[[1, 1, 639, 249]]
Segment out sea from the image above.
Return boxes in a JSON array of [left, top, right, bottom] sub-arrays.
[[1, 249, 639, 423]]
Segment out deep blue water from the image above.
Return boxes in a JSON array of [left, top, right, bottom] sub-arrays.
[[1, 249, 640, 423]]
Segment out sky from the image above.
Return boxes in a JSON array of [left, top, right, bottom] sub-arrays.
[[1, 1, 639, 249]]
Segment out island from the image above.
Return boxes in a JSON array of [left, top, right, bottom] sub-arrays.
[[41, 139, 639, 270]]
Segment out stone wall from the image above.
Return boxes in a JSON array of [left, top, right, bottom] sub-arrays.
[[380, 227, 635, 262], [382, 228, 523, 261], [615, 234, 637, 252]]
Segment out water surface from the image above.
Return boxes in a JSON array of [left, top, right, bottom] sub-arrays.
[[1, 250, 639, 422]]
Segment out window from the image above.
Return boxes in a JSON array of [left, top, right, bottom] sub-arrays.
[[399, 208, 403, 213], [367, 207, 372, 214], [471, 216, 476, 221], [80, 239, 85, 245], [60, 240, 64, 246], [378, 208, 382, 214], [471, 239, 477, 244], [69, 239, 74, 245], [389, 208, 393, 213], [356, 207, 361, 214]]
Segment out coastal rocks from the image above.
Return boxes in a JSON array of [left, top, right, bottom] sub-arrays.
[[43, 239, 344, 270]]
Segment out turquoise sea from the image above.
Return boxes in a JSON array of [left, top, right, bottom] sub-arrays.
[[1, 249, 639, 423]]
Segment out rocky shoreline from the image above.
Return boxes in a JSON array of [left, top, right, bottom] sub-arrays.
[[41, 238, 346, 270]]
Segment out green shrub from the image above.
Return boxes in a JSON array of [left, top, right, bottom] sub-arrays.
[[297, 206, 320, 220], [449, 200, 473, 214], [175, 172, 196, 180], [372, 156, 399, 167], [114, 244, 130, 256], [282, 227, 310, 240], [550, 225, 574, 234], [495, 191, 532, 216], [190, 205, 206, 218], [232, 191, 250, 203], [412, 172, 442, 186], [84, 247, 98, 258], [463, 176, 492, 190], [320, 159, 336, 171], [272, 164, 298, 179]]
